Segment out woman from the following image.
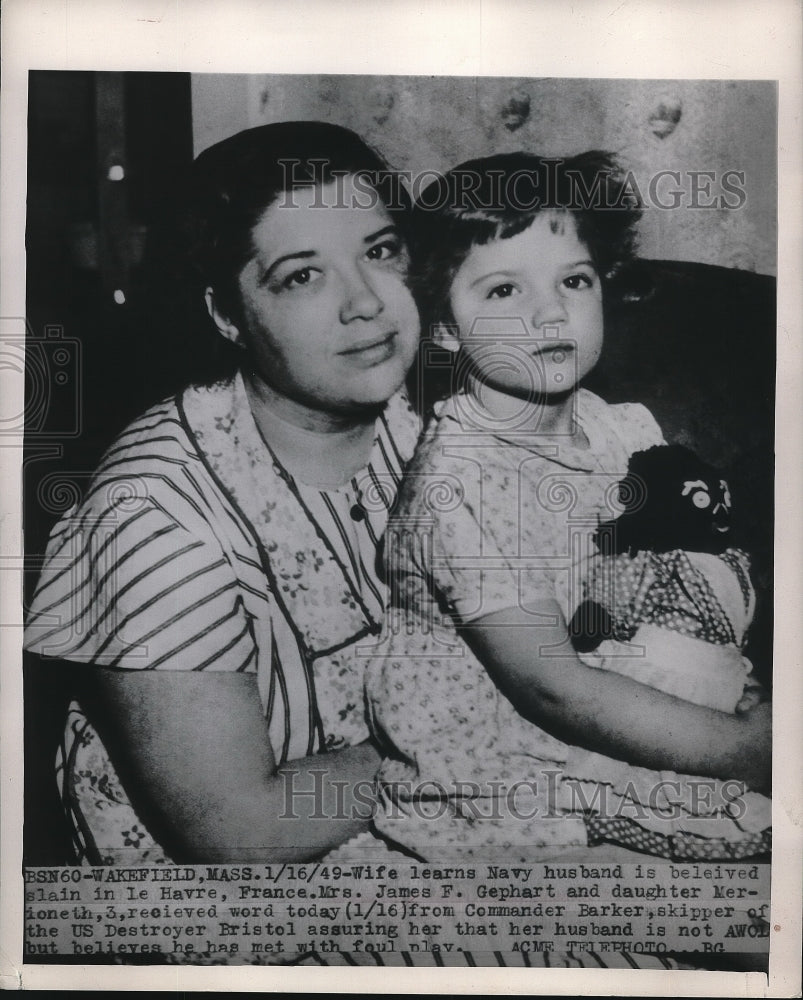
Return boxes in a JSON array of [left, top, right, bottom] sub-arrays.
[[24, 121, 422, 865]]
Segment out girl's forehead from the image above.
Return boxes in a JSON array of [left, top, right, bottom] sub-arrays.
[[458, 212, 589, 274]]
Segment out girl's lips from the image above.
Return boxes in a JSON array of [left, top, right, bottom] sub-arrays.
[[530, 341, 575, 359]]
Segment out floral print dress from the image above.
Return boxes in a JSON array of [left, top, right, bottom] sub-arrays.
[[25, 371, 421, 864], [365, 389, 771, 863]]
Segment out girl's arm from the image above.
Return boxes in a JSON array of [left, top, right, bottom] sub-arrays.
[[74, 665, 380, 863], [463, 600, 771, 792]]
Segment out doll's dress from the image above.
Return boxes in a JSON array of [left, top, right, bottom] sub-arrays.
[[578, 546, 755, 712], [561, 545, 771, 858]]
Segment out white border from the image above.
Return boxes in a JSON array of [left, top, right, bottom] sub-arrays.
[[2, 0, 801, 994]]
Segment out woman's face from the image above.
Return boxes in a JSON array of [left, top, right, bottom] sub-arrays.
[[233, 176, 420, 416]]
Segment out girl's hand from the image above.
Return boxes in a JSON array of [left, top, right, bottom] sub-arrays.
[[736, 700, 772, 793], [735, 681, 768, 714], [465, 599, 772, 790]]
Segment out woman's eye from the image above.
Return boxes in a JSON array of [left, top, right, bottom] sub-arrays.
[[282, 267, 321, 290], [487, 283, 517, 300], [691, 490, 711, 509], [366, 240, 401, 262], [563, 273, 594, 290]]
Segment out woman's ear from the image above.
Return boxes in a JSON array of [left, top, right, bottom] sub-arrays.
[[204, 288, 243, 347], [433, 322, 461, 353]]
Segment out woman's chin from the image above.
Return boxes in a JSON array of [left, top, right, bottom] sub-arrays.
[[343, 361, 410, 408]]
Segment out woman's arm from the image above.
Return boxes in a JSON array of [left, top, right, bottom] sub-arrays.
[[463, 600, 771, 792], [75, 666, 380, 863]]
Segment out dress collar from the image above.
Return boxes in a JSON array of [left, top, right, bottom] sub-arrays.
[[434, 388, 609, 472], [181, 371, 420, 655]]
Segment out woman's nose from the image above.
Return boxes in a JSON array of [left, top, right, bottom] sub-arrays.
[[340, 266, 384, 323], [532, 291, 568, 330]]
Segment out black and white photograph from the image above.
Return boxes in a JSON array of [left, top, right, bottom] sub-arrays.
[[2, 1, 801, 994]]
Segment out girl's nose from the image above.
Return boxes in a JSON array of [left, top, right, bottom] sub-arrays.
[[532, 291, 568, 330], [340, 267, 384, 323]]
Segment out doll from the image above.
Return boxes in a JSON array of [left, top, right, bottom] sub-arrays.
[[569, 444, 756, 712]]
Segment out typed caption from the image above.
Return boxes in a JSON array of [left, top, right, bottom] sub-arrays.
[[24, 861, 770, 962]]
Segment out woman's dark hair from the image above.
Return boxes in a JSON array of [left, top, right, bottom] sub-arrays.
[[410, 150, 642, 336], [186, 120, 411, 327]]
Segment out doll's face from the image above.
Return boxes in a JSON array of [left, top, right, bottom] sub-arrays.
[[680, 476, 732, 534], [604, 444, 735, 556]]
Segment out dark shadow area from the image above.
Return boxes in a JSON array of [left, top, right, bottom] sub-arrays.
[[24, 70, 196, 865], [587, 258, 775, 683]]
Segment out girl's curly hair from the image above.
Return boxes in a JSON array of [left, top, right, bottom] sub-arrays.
[[409, 150, 643, 336]]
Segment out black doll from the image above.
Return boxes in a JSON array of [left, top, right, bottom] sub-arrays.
[[569, 444, 755, 713]]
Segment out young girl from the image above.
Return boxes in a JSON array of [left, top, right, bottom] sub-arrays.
[[364, 152, 771, 863]]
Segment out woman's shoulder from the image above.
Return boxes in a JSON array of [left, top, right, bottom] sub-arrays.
[[94, 393, 193, 474], [25, 382, 252, 664], [78, 380, 241, 529], [93, 377, 248, 483]]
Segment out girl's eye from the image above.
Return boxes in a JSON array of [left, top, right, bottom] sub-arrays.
[[487, 283, 517, 300], [563, 272, 594, 290], [365, 240, 401, 262], [282, 267, 321, 290], [691, 490, 711, 509]]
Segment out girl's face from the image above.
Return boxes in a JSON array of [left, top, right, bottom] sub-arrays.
[[233, 176, 420, 417], [447, 212, 604, 401]]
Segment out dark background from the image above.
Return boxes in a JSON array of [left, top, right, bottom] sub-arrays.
[[24, 71, 199, 864]]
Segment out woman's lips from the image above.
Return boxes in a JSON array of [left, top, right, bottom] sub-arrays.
[[339, 331, 397, 366]]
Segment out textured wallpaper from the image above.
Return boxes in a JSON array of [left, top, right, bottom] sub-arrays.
[[192, 75, 777, 276]]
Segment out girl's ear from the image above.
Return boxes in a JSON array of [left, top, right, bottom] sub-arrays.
[[433, 322, 461, 353], [205, 288, 243, 347]]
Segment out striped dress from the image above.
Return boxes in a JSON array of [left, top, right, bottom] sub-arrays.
[[24, 372, 421, 864]]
